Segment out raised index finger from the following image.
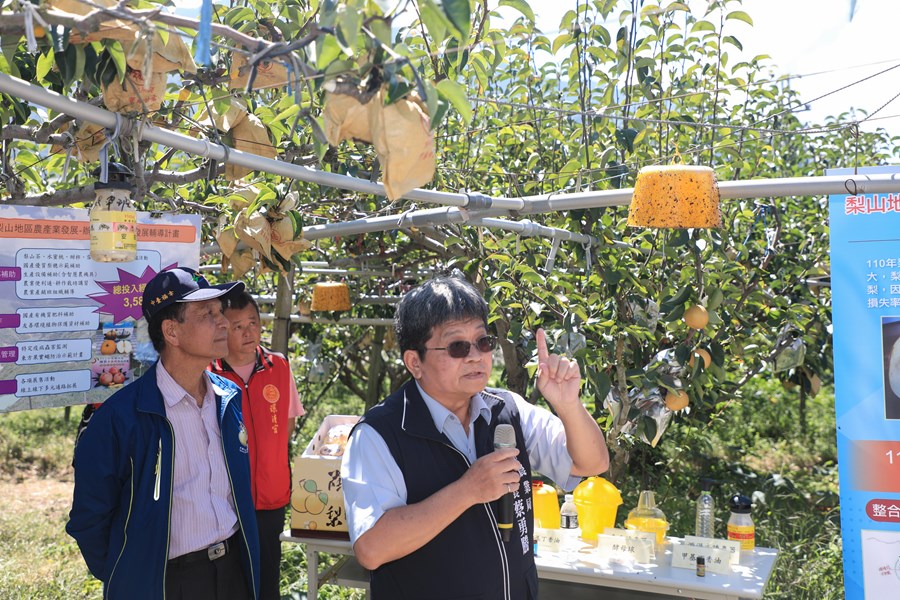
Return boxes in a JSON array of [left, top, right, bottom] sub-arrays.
[[536, 328, 549, 364]]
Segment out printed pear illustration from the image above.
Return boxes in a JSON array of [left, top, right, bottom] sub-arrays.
[[294, 479, 328, 515]]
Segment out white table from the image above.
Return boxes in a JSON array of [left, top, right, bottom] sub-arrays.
[[281, 532, 778, 600], [535, 541, 779, 600]]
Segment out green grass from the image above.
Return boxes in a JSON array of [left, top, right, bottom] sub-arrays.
[[0, 406, 98, 599], [0, 376, 842, 599]]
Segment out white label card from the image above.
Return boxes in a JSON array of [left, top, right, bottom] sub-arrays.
[[603, 527, 657, 546], [682, 535, 742, 565], [671, 542, 733, 574], [596, 532, 654, 563], [534, 527, 562, 553]]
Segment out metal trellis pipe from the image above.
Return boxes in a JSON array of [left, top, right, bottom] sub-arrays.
[[3, 72, 900, 244]]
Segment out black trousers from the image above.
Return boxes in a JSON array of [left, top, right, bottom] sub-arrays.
[[256, 507, 287, 600], [165, 534, 252, 600]]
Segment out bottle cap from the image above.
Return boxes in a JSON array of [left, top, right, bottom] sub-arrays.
[[729, 494, 752, 513], [564, 494, 574, 502], [697, 556, 705, 565]]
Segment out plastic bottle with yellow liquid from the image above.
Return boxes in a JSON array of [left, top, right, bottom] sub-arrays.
[[624, 490, 669, 544]]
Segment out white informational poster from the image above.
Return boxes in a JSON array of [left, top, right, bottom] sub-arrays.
[[0, 205, 200, 412]]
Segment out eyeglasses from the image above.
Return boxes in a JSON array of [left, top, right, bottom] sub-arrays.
[[425, 335, 497, 358]]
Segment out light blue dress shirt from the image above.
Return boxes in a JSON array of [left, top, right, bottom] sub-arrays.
[[341, 382, 583, 545]]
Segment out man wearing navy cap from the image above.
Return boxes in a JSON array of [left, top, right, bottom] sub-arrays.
[[67, 267, 260, 600]]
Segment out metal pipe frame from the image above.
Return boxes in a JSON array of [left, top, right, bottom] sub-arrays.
[[3, 72, 897, 245]]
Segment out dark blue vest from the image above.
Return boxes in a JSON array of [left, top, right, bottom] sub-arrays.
[[359, 381, 538, 600]]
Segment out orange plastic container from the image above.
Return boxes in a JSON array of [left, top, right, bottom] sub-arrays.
[[573, 476, 622, 542], [532, 480, 561, 529]]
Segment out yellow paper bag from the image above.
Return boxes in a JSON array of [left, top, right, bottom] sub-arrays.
[[323, 92, 372, 145], [73, 121, 107, 163], [369, 91, 435, 200], [227, 113, 277, 180], [102, 70, 167, 113], [230, 53, 290, 90]]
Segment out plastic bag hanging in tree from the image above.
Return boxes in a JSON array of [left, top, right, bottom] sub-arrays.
[[773, 325, 806, 372]]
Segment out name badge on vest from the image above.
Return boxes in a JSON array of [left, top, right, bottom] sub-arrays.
[[238, 422, 249, 451]]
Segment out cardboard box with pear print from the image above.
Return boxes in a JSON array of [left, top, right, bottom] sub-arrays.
[[290, 415, 359, 537]]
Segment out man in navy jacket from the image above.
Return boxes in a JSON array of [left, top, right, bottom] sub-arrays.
[[67, 267, 260, 600]]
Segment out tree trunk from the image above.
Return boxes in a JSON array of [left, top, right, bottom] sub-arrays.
[[365, 326, 386, 411], [606, 443, 631, 486], [271, 270, 294, 355]]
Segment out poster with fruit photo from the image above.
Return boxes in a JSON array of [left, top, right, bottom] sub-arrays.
[[0, 205, 200, 412], [829, 166, 900, 600]]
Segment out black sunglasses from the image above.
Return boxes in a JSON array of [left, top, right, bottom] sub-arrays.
[[425, 335, 497, 358]]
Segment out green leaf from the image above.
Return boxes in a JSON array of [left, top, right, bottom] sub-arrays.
[[420, 0, 449, 42], [590, 369, 611, 403], [423, 81, 439, 128], [691, 20, 716, 33], [274, 103, 301, 122], [224, 7, 257, 27], [369, 18, 392, 46], [726, 10, 753, 25], [441, 0, 471, 41], [707, 287, 724, 310], [487, 31, 507, 69], [316, 36, 342, 70], [436, 79, 472, 124], [336, 6, 361, 57], [552, 33, 573, 55], [499, 0, 535, 23], [0, 44, 19, 78], [73, 45, 85, 83], [36, 50, 55, 82], [723, 35, 743, 51], [106, 41, 127, 82]]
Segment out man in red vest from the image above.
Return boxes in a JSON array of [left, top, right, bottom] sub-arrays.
[[210, 291, 305, 600]]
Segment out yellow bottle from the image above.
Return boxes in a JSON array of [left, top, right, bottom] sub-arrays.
[[624, 490, 669, 544], [532, 480, 560, 529]]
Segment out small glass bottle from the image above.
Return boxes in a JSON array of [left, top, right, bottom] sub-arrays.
[[727, 494, 755, 550], [694, 478, 715, 538]]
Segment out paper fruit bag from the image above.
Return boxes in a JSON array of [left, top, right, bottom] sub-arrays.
[[369, 91, 435, 200], [102, 70, 167, 113], [323, 92, 372, 145]]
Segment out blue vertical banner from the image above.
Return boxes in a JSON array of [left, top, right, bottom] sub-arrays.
[[829, 166, 900, 599]]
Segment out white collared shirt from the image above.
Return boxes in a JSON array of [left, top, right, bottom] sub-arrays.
[[157, 361, 239, 558], [341, 383, 581, 545]]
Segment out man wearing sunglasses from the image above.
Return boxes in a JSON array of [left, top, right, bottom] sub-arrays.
[[341, 275, 609, 599]]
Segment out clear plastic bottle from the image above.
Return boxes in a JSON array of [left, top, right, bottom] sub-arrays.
[[559, 493, 579, 560], [694, 478, 715, 538], [560, 493, 578, 529]]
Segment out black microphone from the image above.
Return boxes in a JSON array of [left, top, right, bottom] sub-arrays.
[[493, 423, 516, 542]]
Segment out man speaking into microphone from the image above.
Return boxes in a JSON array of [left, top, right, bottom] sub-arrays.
[[342, 275, 609, 599]]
